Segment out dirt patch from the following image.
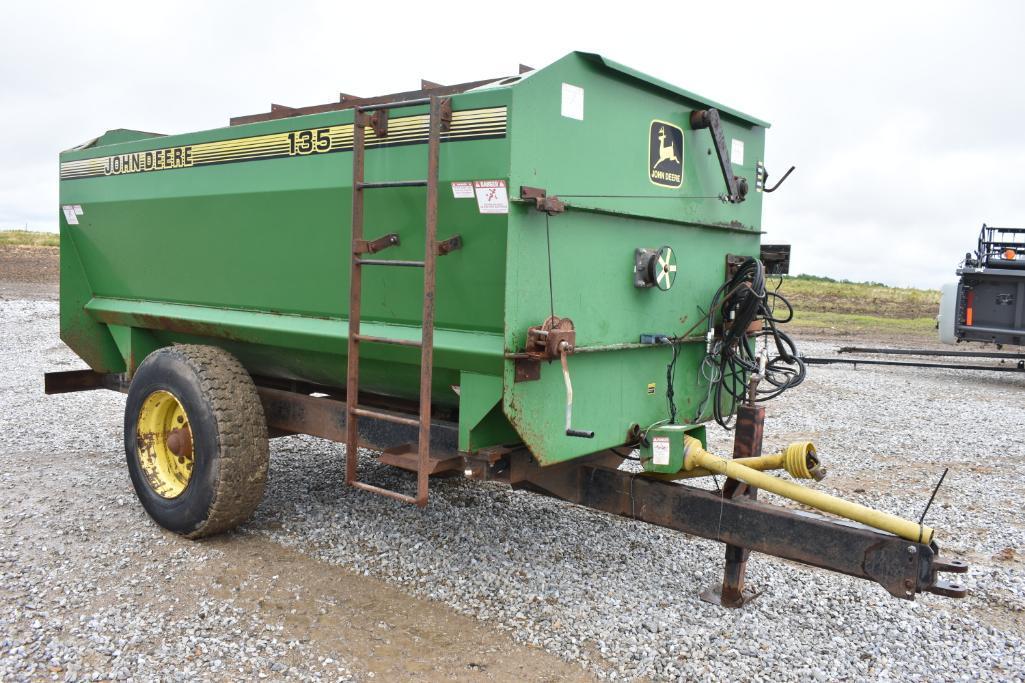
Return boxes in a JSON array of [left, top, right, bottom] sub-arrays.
[[0, 245, 58, 300], [0, 245, 58, 283], [0, 450, 594, 681], [196, 535, 593, 680]]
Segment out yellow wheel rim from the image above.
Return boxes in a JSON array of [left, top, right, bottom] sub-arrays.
[[135, 390, 195, 499]]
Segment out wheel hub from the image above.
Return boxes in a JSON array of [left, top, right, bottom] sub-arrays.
[[135, 390, 194, 498]]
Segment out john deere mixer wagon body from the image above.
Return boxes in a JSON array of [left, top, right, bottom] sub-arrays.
[[48, 52, 967, 605]]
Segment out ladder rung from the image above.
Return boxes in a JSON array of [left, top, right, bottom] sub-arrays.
[[357, 98, 431, 113], [351, 407, 421, 428], [355, 259, 425, 267], [357, 180, 427, 189], [354, 334, 422, 348], [350, 481, 423, 506]]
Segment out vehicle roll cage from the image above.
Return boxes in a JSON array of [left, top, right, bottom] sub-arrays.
[[971, 224, 1025, 268]]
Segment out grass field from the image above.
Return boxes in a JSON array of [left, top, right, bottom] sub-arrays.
[[0, 229, 939, 338], [774, 274, 940, 338], [0, 230, 59, 247]]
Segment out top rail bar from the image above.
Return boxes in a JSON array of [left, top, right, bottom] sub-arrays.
[[357, 98, 432, 113], [230, 77, 501, 125]]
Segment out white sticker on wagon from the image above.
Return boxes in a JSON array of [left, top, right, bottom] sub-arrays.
[[731, 138, 745, 167], [473, 180, 509, 214], [62, 205, 79, 225], [451, 181, 475, 199], [561, 83, 584, 120], [652, 436, 671, 466]]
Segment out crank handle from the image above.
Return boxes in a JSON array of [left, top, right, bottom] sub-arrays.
[[559, 342, 594, 439], [763, 165, 795, 193]]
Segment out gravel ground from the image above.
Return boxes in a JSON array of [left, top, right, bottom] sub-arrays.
[[2, 297, 1024, 681]]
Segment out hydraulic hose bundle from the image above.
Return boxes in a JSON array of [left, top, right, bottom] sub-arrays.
[[701, 257, 806, 428]]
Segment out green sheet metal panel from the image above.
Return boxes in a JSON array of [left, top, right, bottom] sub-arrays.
[[57, 52, 770, 466], [59, 89, 513, 402], [502, 53, 765, 464]]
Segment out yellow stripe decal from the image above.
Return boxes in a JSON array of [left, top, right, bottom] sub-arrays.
[[61, 106, 507, 180]]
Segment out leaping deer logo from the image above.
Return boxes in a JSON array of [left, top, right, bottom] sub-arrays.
[[654, 126, 680, 169]]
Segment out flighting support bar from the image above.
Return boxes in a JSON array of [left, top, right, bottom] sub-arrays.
[[682, 436, 933, 543]]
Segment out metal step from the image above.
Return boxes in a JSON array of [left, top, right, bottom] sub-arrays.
[[378, 444, 462, 476]]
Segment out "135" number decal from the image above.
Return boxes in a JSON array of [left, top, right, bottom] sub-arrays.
[[287, 128, 331, 155]]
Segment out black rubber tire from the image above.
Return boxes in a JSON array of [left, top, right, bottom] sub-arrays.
[[124, 344, 269, 538]]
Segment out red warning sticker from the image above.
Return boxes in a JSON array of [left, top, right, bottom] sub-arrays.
[[451, 181, 475, 198], [472, 180, 508, 214]]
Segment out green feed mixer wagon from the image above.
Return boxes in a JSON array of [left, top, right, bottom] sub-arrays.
[[48, 52, 967, 605]]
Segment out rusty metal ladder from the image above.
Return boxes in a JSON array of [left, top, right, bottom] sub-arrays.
[[345, 96, 447, 507]]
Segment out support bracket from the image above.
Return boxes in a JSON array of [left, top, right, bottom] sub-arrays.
[[370, 109, 389, 138], [520, 186, 566, 215], [354, 233, 400, 255], [435, 234, 463, 256]]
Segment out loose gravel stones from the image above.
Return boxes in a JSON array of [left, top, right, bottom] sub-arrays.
[[2, 298, 1024, 681]]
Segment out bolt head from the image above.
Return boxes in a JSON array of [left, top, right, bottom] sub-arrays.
[[907, 545, 918, 555]]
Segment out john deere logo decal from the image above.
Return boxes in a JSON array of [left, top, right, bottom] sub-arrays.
[[649, 120, 683, 188]]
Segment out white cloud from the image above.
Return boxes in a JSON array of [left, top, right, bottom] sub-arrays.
[[1, 0, 1021, 288]]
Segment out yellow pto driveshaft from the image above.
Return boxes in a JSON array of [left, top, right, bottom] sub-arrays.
[[674, 441, 826, 481], [682, 435, 934, 544]]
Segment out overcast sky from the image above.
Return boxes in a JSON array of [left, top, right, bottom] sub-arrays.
[[1, 1, 1021, 288]]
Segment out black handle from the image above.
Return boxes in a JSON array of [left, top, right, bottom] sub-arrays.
[[566, 429, 595, 438], [763, 165, 795, 193]]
